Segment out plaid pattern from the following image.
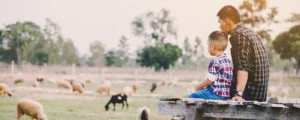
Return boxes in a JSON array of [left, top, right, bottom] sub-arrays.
[[208, 53, 233, 97], [229, 23, 269, 102]]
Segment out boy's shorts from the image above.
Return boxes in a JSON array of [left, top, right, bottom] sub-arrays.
[[188, 86, 227, 100]]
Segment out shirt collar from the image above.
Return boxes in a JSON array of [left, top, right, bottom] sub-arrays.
[[216, 53, 226, 57]]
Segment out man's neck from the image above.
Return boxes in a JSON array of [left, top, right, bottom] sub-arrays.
[[229, 23, 241, 35]]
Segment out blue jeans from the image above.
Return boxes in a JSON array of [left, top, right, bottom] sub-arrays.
[[188, 86, 227, 100]]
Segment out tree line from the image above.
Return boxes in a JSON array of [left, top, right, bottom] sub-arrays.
[[0, 0, 300, 73]]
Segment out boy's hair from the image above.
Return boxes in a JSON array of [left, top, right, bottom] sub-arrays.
[[217, 5, 241, 24], [208, 31, 228, 51]]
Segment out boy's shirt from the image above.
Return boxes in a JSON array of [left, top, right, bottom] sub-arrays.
[[207, 53, 233, 97]]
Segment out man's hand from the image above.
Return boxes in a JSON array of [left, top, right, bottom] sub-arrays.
[[232, 95, 245, 102]]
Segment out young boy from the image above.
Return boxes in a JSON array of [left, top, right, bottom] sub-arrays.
[[188, 31, 233, 100]]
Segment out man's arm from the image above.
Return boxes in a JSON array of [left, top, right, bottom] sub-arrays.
[[232, 34, 251, 101], [236, 70, 248, 92], [195, 79, 212, 91]]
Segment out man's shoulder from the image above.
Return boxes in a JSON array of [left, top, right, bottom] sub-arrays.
[[233, 24, 257, 37]]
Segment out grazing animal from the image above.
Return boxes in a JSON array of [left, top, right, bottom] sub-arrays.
[[105, 93, 128, 111], [17, 98, 48, 120], [150, 83, 157, 93], [14, 78, 25, 84], [0, 83, 12, 97], [32, 81, 39, 87], [132, 83, 138, 93], [268, 86, 276, 98], [57, 80, 72, 89], [96, 83, 111, 95], [137, 106, 150, 120], [123, 86, 133, 96], [70, 81, 84, 94], [36, 77, 44, 83], [160, 79, 167, 86]]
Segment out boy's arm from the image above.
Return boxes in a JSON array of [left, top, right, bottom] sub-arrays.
[[195, 79, 212, 91]]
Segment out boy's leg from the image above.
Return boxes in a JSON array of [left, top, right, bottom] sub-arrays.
[[188, 88, 210, 99]]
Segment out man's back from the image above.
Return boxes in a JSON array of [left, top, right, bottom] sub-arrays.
[[230, 24, 269, 102]]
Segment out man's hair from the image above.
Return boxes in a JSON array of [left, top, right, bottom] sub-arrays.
[[208, 31, 228, 51], [217, 5, 241, 24]]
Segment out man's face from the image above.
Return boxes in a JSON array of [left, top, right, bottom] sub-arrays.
[[218, 18, 230, 34]]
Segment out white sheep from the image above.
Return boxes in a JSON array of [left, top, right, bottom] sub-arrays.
[[57, 80, 72, 90], [137, 106, 150, 120], [123, 86, 133, 96], [33, 80, 39, 87], [0, 83, 12, 97], [132, 83, 139, 93], [96, 82, 111, 95], [17, 98, 48, 120], [70, 81, 84, 94], [268, 86, 276, 98], [281, 87, 289, 98], [14, 78, 25, 84]]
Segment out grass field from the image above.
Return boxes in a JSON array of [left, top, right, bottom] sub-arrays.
[[0, 72, 300, 120]]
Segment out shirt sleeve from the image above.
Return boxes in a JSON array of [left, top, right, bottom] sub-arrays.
[[235, 33, 251, 72], [207, 59, 219, 82]]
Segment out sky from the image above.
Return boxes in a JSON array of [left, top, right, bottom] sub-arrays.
[[0, 0, 299, 56]]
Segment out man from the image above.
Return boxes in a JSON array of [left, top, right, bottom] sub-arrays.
[[216, 5, 269, 102]]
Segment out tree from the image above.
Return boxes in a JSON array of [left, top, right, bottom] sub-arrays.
[[0, 21, 44, 68], [239, 0, 279, 42], [194, 37, 204, 58], [273, 24, 300, 74], [137, 43, 182, 71], [182, 37, 193, 65], [286, 13, 300, 23], [117, 36, 130, 64], [131, 9, 177, 46], [89, 41, 105, 66], [43, 18, 62, 64], [105, 50, 123, 67], [60, 39, 79, 65]]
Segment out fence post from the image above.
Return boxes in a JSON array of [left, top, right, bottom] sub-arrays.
[[72, 64, 75, 78], [11, 61, 14, 80]]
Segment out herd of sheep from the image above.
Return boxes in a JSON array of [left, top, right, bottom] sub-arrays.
[[0, 73, 290, 120], [0, 73, 177, 120]]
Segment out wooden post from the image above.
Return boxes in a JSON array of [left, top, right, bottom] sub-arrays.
[[72, 64, 75, 78], [43, 63, 47, 75], [11, 61, 14, 80]]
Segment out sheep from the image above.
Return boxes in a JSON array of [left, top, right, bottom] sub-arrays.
[[160, 79, 167, 86], [85, 79, 92, 84], [57, 80, 72, 90], [32, 81, 39, 87], [14, 78, 25, 84], [137, 106, 150, 120], [150, 83, 157, 93], [0, 83, 12, 97], [123, 86, 133, 96], [36, 77, 44, 83], [132, 83, 138, 93], [96, 82, 111, 95], [17, 98, 48, 120], [268, 86, 276, 98], [281, 88, 289, 98], [70, 81, 84, 94], [105, 93, 128, 111]]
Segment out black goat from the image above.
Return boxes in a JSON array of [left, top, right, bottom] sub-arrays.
[[150, 83, 157, 93], [141, 109, 149, 120], [105, 93, 128, 111]]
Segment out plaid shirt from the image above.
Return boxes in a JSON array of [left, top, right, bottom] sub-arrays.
[[207, 53, 233, 97], [230, 23, 269, 102]]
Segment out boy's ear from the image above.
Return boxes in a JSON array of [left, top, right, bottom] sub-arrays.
[[212, 44, 216, 50]]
